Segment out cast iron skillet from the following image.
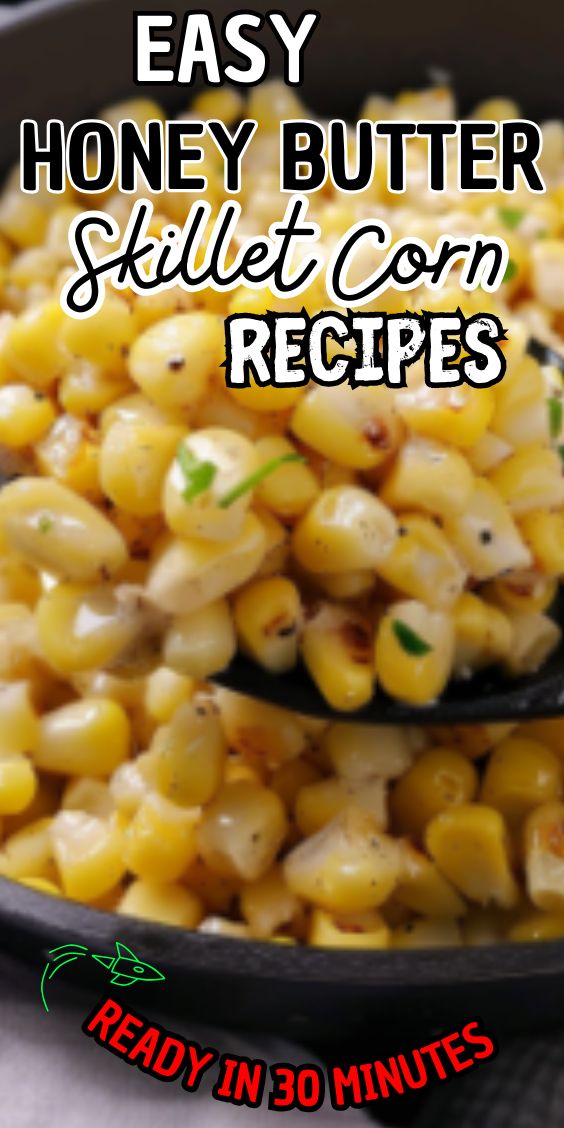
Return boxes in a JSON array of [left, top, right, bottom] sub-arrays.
[[1, 0, 564, 1043]]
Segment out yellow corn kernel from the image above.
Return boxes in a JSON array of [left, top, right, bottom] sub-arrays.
[[395, 842, 467, 918], [253, 435, 319, 518], [233, 577, 302, 673], [36, 582, 143, 675], [144, 667, 194, 724], [524, 801, 564, 911], [0, 754, 37, 815], [0, 554, 40, 606], [453, 591, 513, 675], [377, 514, 466, 610], [517, 718, 564, 759], [62, 778, 115, 820], [59, 366, 132, 417], [0, 680, 39, 754], [309, 908, 391, 949], [51, 810, 125, 902], [390, 747, 478, 839], [129, 312, 224, 410], [491, 357, 549, 448], [151, 699, 226, 806], [109, 758, 153, 818], [393, 918, 462, 949], [183, 855, 240, 914], [215, 689, 308, 767], [466, 430, 513, 475], [270, 759, 321, 812], [375, 601, 454, 707], [124, 792, 199, 883], [198, 916, 251, 939], [225, 381, 304, 415], [430, 723, 516, 761], [0, 477, 128, 582], [239, 865, 300, 939], [35, 414, 101, 500], [0, 817, 54, 881], [487, 570, 557, 615], [481, 738, 562, 827], [100, 418, 182, 516], [380, 437, 475, 518], [508, 910, 564, 943], [164, 429, 258, 541], [396, 384, 494, 448], [0, 604, 40, 682], [291, 384, 403, 469], [190, 87, 244, 125], [2, 301, 67, 389], [316, 570, 376, 601], [101, 391, 180, 434], [34, 698, 129, 776], [322, 723, 414, 781], [254, 508, 290, 578], [146, 514, 266, 615], [295, 778, 386, 836], [426, 804, 519, 908], [61, 295, 137, 379], [284, 808, 400, 913], [163, 599, 235, 679], [302, 603, 374, 712], [197, 781, 288, 881], [503, 611, 561, 676], [0, 385, 55, 448], [19, 876, 61, 897], [489, 448, 564, 516], [293, 485, 397, 574], [3, 773, 60, 837], [520, 511, 564, 577], [118, 879, 203, 928], [0, 191, 47, 248], [443, 478, 531, 580]]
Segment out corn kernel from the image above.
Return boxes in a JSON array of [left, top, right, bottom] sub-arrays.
[[426, 804, 519, 908]]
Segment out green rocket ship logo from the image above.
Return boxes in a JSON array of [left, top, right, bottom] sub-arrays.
[[40, 941, 165, 1012]]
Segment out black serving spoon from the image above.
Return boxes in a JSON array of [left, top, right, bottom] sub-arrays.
[[216, 337, 564, 723]]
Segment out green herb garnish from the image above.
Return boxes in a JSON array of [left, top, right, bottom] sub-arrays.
[[548, 396, 563, 439], [498, 207, 525, 231], [218, 453, 306, 509], [176, 443, 217, 503], [503, 258, 518, 284], [558, 444, 564, 464], [392, 619, 433, 657], [38, 514, 54, 534]]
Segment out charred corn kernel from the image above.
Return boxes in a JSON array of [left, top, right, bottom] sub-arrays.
[[397, 384, 494, 448], [520, 511, 564, 577], [61, 296, 137, 379], [491, 357, 549, 448], [144, 667, 194, 724], [393, 918, 462, 949], [426, 804, 519, 908], [0, 478, 127, 582], [481, 738, 562, 826], [0, 555, 40, 605], [0, 754, 37, 815], [62, 778, 114, 820], [164, 599, 236, 678], [129, 312, 224, 410], [508, 910, 564, 943], [391, 747, 478, 839], [226, 382, 303, 414], [380, 438, 475, 518], [164, 429, 258, 541], [316, 570, 376, 601], [34, 698, 129, 777], [489, 447, 564, 515], [309, 908, 391, 949], [323, 723, 414, 781], [197, 780, 288, 881], [216, 689, 308, 767], [453, 592, 513, 675], [19, 876, 61, 897], [50, 810, 125, 902], [233, 577, 302, 673], [377, 514, 466, 610], [375, 601, 454, 707], [239, 865, 300, 939], [0, 817, 54, 880], [503, 611, 561, 675], [100, 419, 183, 516], [294, 777, 387, 836], [146, 514, 266, 615], [0, 680, 39, 754], [487, 570, 557, 615], [253, 436, 319, 518], [118, 879, 203, 928], [0, 386, 55, 448], [293, 486, 397, 574], [35, 415, 101, 500], [291, 384, 403, 470], [395, 843, 467, 918], [443, 478, 531, 580], [284, 807, 400, 913], [524, 801, 564, 911], [124, 792, 199, 883], [302, 603, 374, 712], [2, 301, 67, 389], [151, 699, 226, 806]]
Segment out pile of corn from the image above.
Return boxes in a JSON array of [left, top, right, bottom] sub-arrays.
[[1, 84, 564, 944]]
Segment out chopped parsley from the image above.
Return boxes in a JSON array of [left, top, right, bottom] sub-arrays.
[[218, 452, 306, 509], [176, 443, 217, 503], [497, 207, 525, 231], [503, 258, 518, 284], [392, 619, 433, 657], [548, 396, 563, 439], [38, 514, 54, 534]]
